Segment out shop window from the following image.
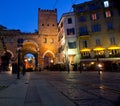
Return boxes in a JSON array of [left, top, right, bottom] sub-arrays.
[[94, 50, 105, 57], [81, 52, 90, 58], [109, 49, 120, 57]]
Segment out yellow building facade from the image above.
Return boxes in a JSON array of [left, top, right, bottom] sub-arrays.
[[73, 0, 120, 71]]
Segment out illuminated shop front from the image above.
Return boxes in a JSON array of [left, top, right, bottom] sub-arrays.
[[79, 46, 120, 71]]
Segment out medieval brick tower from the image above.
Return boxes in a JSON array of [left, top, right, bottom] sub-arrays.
[[0, 8, 58, 71], [38, 8, 58, 35], [38, 8, 58, 69]]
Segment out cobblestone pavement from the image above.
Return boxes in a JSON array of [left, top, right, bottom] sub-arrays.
[[0, 71, 16, 90], [33, 71, 120, 106], [23, 79, 43, 106], [0, 71, 120, 106]]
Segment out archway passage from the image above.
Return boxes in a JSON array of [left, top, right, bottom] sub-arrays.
[[24, 53, 35, 71], [21, 41, 39, 72], [1, 51, 12, 71], [43, 51, 54, 69]]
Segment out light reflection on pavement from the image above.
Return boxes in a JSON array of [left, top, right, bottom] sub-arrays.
[[33, 71, 120, 106]]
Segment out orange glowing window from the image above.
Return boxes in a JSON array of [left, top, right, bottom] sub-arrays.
[[92, 13, 97, 20], [105, 11, 111, 18]]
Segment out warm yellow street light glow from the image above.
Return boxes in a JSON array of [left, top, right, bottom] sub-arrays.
[[24, 59, 27, 62], [50, 59, 53, 63], [98, 63, 102, 68], [90, 62, 95, 65], [28, 58, 31, 61]]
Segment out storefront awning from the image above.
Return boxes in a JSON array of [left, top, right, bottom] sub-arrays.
[[108, 46, 120, 50], [80, 48, 91, 52], [93, 47, 105, 51]]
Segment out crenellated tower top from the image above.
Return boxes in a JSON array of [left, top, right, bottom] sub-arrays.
[[38, 8, 58, 35]]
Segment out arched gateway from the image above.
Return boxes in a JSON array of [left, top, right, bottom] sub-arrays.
[[21, 40, 39, 71], [0, 9, 58, 72], [43, 50, 55, 69]]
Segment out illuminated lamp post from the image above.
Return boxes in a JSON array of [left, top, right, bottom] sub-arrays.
[[17, 38, 23, 79], [17, 47, 21, 79], [94, 47, 104, 74], [96, 51, 103, 75]]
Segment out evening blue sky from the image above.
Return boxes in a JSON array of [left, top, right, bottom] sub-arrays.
[[0, 0, 90, 32]]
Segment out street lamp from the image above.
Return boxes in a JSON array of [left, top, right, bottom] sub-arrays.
[[17, 38, 23, 79], [17, 47, 21, 79]]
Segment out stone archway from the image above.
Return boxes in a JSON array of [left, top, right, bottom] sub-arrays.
[[42, 50, 55, 69], [1, 50, 13, 71], [21, 40, 39, 71], [43, 50, 55, 58]]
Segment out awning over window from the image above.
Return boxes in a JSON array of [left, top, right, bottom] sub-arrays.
[[93, 47, 105, 51], [108, 46, 120, 50], [80, 48, 90, 52]]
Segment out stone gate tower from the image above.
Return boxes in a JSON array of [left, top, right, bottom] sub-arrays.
[[37, 8, 58, 68], [0, 8, 58, 71]]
